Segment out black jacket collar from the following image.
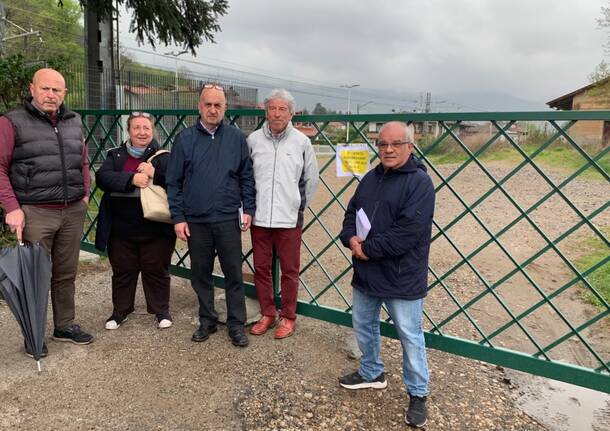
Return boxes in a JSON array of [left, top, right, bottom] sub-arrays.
[[374, 154, 426, 176], [23, 96, 75, 122]]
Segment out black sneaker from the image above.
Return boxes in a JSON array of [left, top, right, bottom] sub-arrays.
[[24, 342, 48, 359], [405, 395, 428, 428], [338, 371, 387, 390], [53, 324, 94, 345], [105, 315, 128, 330]]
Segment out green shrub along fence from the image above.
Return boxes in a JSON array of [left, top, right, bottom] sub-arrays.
[[77, 109, 610, 393]]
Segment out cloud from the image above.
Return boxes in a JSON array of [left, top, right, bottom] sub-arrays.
[[122, 0, 607, 109]]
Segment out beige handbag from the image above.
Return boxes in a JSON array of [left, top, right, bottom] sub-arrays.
[[140, 150, 173, 224]]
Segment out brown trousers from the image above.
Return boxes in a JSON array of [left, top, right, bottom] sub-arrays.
[[107, 235, 175, 317], [22, 200, 87, 330]]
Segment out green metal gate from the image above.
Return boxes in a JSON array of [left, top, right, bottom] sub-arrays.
[[77, 109, 610, 393]]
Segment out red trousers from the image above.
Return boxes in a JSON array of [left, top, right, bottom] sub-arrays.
[[251, 226, 302, 320]]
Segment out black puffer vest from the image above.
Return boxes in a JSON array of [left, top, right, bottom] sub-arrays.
[[4, 99, 85, 204]]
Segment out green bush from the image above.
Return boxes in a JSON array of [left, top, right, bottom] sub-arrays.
[[0, 53, 72, 111]]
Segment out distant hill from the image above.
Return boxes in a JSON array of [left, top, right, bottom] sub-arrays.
[[442, 92, 550, 112], [296, 89, 550, 114]]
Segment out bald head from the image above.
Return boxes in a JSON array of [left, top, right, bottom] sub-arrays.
[[378, 121, 413, 142], [30, 68, 67, 114], [198, 87, 227, 130]]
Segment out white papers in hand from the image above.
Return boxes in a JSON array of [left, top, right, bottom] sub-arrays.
[[356, 208, 371, 239]]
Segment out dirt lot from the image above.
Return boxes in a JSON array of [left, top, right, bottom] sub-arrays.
[[296, 159, 610, 369], [1, 260, 545, 431], [1, 159, 608, 430]]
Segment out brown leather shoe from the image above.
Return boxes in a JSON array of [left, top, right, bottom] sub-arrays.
[[274, 318, 295, 339], [250, 316, 276, 335]]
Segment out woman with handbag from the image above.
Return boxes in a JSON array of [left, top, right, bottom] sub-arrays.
[[95, 112, 176, 330]]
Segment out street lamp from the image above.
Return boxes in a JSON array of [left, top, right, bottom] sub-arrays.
[[340, 83, 359, 143], [164, 50, 188, 108]]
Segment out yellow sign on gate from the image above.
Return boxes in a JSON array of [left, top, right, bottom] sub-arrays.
[[336, 144, 370, 177]]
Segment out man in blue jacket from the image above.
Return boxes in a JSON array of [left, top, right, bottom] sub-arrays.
[[166, 84, 256, 347], [338, 121, 435, 428]]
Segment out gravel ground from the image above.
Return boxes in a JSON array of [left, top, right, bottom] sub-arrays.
[[0, 259, 546, 431], [2, 159, 606, 430]]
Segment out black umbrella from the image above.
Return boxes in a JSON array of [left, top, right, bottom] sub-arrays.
[[0, 243, 51, 371]]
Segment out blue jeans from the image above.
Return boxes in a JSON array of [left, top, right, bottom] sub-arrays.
[[352, 287, 429, 397]]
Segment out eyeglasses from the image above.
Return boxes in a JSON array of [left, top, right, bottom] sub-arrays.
[[376, 141, 411, 151], [203, 84, 224, 91], [129, 112, 152, 118]]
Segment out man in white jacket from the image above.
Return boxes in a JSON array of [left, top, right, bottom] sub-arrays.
[[247, 89, 319, 339]]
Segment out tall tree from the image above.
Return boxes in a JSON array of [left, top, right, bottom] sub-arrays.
[[589, 60, 610, 83], [2, 0, 84, 64], [0, 53, 69, 111], [598, 4, 610, 55], [58, 0, 229, 55], [590, 5, 610, 95], [312, 103, 328, 115]]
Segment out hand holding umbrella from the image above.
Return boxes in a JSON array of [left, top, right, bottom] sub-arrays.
[[5, 209, 25, 243]]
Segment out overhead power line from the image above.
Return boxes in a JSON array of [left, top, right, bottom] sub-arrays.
[[120, 45, 429, 110], [4, 3, 81, 26], [2, 2, 471, 112]]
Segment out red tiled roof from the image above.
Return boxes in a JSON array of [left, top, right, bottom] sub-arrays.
[[294, 124, 317, 138]]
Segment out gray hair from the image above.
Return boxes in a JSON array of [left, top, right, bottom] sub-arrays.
[[264, 88, 296, 114], [379, 121, 414, 143]]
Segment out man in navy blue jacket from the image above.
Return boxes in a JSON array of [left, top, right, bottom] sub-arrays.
[[338, 121, 435, 428], [166, 84, 256, 347]]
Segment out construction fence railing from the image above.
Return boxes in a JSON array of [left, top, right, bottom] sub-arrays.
[[77, 108, 610, 394]]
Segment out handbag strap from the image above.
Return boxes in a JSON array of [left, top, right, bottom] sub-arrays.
[[146, 149, 170, 163]]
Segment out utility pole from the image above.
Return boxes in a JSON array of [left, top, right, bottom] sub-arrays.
[[423, 91, 431, 135], [85, 6, 116, 110], [84, 4, 118, 157], [0, 2, 41, 57], [340, 83, 359, 143], [165, 50, 188, 109], [357, 100, 373, 114], [0, 1, 5, 56]]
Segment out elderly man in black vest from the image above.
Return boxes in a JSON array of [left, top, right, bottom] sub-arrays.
[[0, 68, 94, 357]]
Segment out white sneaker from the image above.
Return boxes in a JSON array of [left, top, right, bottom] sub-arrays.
[[157, 318, 172, 329], [105, 315, 127, 330]]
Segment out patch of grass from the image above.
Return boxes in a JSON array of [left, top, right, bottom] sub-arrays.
[[427, 152, 468, 165], [530, 145, 609, 180], [574, 229, 610, 310], [478, 146, 519, 163], [476, 143, 609, 180]]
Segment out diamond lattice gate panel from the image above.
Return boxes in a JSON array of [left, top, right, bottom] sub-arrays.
[[77, 109, 610, 393]]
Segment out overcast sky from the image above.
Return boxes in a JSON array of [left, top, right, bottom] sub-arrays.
[[120, 0, 608, 111]]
